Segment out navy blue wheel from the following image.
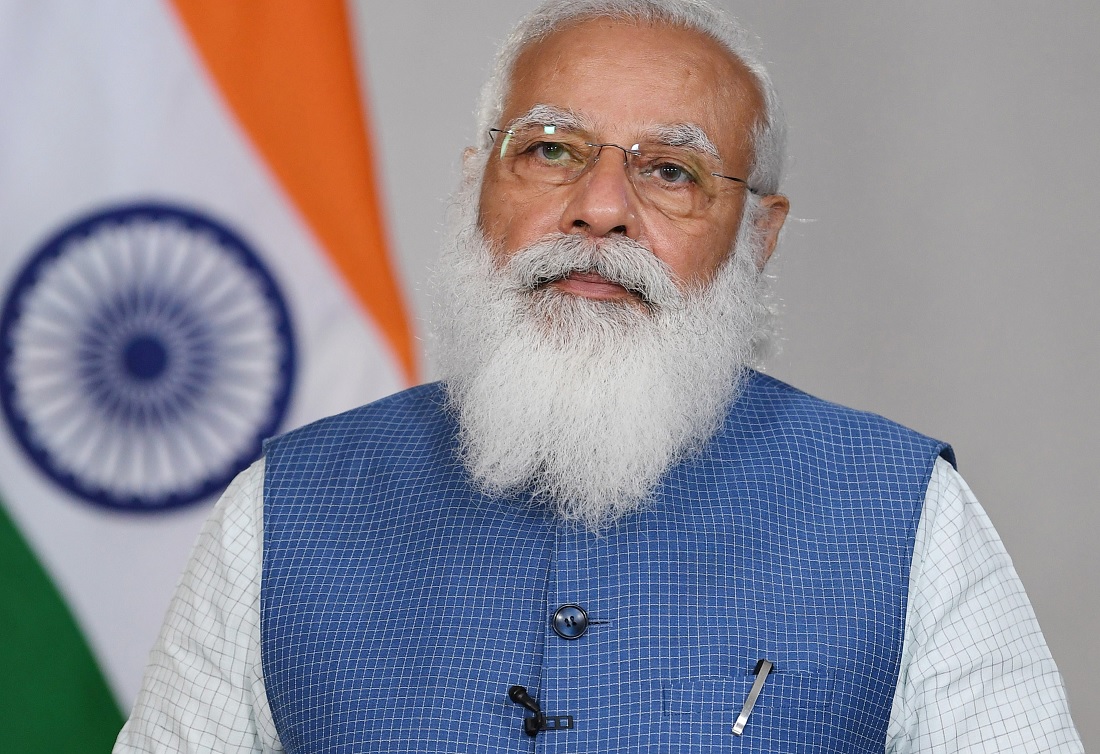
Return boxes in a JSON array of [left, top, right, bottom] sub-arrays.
[[0, 202, 296, 512]]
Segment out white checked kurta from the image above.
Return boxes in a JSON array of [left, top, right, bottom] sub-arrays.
[[114, 458, 1083, 752]]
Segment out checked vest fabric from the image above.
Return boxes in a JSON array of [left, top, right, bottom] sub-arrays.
[[261, 372, 953, 752]]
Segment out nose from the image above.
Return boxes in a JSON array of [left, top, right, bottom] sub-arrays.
[[557, 146, 641, 239]]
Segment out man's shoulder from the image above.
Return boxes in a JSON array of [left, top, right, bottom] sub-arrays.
[[740, 369, 928, 435], [263, 382, 453, 459], [737, 371, 955, 465]]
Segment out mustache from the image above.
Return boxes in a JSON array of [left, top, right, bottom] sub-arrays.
[[500, 234, 683, 308]]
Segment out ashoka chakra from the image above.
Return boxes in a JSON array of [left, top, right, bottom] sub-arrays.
[[0, 202, 296, 511]]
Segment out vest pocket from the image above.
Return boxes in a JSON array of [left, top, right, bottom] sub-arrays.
[[663, 667, 833, 750]]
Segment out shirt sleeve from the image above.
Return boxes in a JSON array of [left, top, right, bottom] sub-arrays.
[[886, 457, 1084, 753], [113, 458, 281, 753]]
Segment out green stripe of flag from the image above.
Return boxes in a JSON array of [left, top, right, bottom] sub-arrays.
[[0, 499, 124, 752]]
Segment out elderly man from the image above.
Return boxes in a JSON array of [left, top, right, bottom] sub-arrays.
[[116, 0, 1082, 751]]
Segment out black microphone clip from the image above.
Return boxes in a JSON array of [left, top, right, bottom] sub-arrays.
[[508, 685, 574, 737]]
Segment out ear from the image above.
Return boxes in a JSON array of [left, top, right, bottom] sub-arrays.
[[461, 145, 486, 185], [753, 193, 790, 268]]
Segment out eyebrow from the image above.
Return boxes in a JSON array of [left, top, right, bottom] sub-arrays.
[[506, 104, 589, 133], [646, 123, 721, 160]]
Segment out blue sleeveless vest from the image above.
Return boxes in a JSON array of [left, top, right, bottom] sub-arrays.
[[262, 372, 952, 752]]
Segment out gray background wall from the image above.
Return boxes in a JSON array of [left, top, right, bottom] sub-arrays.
[[352, 1, 1098, 745]]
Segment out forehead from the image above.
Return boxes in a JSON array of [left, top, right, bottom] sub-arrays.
[[503, 17, 762, 164]]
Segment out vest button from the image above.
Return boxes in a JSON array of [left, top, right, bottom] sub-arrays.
[[552, 604, 589, 639]]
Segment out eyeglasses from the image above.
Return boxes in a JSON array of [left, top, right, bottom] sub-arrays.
[[488, 123, 758, 219]]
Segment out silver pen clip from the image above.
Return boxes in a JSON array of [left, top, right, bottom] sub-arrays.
[[732, 659, 773, 735]]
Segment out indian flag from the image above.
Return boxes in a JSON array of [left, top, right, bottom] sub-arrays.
[[0, 1, 415, 749]]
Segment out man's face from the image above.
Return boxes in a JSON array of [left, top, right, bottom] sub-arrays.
[[440, 17, 788, 527], [478, 18, 788, 300]]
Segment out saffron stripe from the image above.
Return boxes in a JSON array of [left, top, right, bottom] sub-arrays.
[[169, 0, 417, 383]]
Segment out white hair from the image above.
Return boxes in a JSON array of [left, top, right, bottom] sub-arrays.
[[473, 0, 787, 196], [432, 175, 774, 531]]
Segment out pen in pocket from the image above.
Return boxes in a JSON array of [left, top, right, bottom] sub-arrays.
[[732, 659, 773, 735]]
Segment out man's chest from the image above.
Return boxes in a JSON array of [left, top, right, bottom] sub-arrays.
[[262, 485, 909, 753]]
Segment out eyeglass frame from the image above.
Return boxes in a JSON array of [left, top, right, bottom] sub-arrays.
[[487, 126, 762, 197]]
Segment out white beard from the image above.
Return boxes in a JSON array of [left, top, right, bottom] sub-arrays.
[[431, 184, 774, 532]]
